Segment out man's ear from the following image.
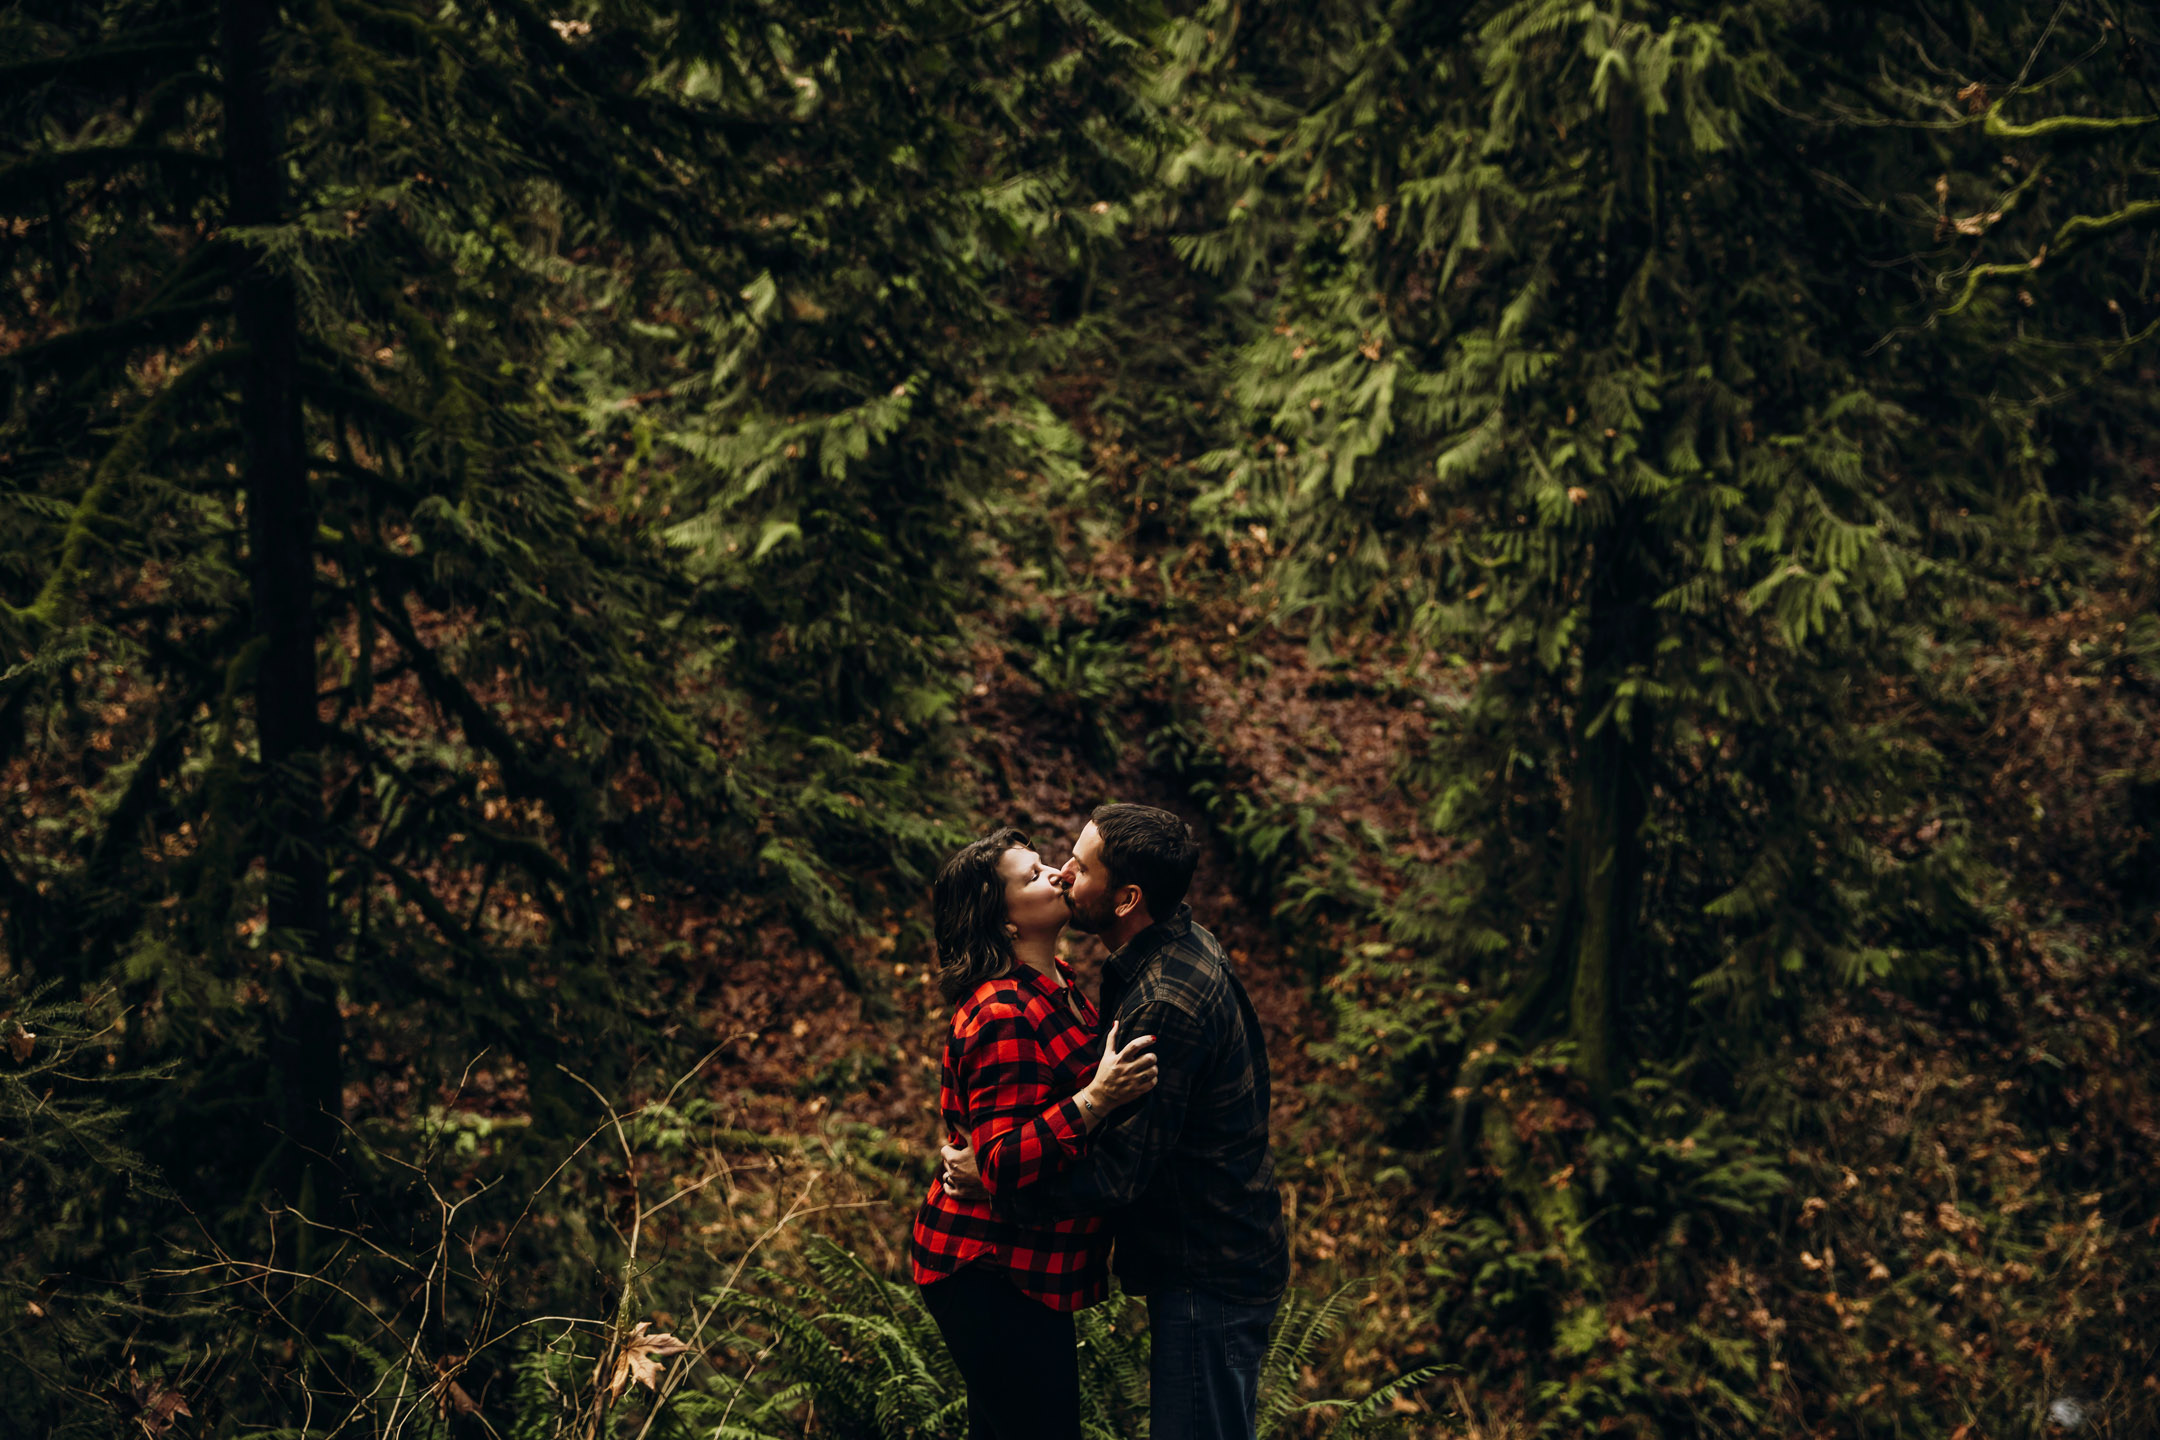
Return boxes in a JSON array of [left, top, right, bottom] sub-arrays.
[[1113, 885, 1145, 920]]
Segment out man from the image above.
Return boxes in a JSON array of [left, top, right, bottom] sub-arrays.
[[941, 803, 1289, 1440]]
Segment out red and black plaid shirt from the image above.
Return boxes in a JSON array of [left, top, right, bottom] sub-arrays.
[[909, 959, 1108, 1311]]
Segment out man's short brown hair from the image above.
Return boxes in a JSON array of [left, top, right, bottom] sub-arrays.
[[1089, 803, 1199, 920]]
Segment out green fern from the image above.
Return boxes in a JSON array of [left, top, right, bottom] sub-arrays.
[[1257, 1285, 1443, 1440], [670, 1241, 1430, 1440]]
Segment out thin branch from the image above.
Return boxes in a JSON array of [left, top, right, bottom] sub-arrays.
[[1984, 96, 2158, 140]]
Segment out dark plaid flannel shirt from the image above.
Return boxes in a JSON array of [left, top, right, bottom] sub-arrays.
[[1007, 906, 1289, 1305], [909, 958, 1110, 1311]]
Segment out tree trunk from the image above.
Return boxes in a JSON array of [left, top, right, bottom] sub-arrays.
[[1555, 502, 1656, 1105], [1453, 504, 1655, 1137], [223, 0, 342, 1208]]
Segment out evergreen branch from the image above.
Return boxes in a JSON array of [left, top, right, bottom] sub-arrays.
[[355, 833, 511, 969], [0, 17, 212, 89], [292, 357, 423, 444], [307, 455, 419, 509], [320, 723, 583, 903], [80, 672, 223, 897], [365, 599, 601, 886], [0, 38, 213, 91], [289, 356, 419, 440], [2, 349, 239, 645], [1, 297, 228, 395], [0, 147, 222, 215]]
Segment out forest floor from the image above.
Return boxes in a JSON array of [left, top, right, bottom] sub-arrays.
[[343, 383, 2150, 1439], [568, 513, 2160, 1435], [641, 526, 1459, 1386]]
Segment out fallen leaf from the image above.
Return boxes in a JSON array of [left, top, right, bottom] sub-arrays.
[[602, 1322, 692, 1404], [439, 1380, 478, 1417], [118, 1364, 192, 1437], [432, 1354, 479, 1417], [6, 1025, 32, 1063]]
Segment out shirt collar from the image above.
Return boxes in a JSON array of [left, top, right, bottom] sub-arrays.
[[1011, 955, 1081, 993], [1105, 902, 1193, 985]]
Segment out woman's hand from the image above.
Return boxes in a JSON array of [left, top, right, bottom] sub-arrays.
[[1076, 1020, 1157, 1125]]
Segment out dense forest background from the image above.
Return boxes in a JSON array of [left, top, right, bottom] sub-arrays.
[[3, 0, 2157, 1435]]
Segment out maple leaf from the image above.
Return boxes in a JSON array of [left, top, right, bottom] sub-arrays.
[[117, 1364, 192, 1437], [432, 1354, 479, 1418], [601, 1322, 692, 1404]]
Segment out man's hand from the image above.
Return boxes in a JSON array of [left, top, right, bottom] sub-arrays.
[[940, 1141, 988, 1200]]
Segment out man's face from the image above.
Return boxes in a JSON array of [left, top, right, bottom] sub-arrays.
[[1058, 822, 1122, 935]]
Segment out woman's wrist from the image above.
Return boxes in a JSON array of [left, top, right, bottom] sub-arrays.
[[1075, 1084, 1102, 1128]]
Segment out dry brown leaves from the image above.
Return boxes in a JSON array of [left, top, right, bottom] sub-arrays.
[[599, 1321, 692, 1405], [115, 1365, 191, 1437]]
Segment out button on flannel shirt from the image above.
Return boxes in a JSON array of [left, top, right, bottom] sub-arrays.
[[909, 958, 1109, 1311], [1006, 905, 1288, 1306]]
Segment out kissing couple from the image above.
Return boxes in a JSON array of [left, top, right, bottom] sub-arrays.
[[908, 803, 1289, 1440]]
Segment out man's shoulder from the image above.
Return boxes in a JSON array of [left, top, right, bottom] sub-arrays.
[[1119, 916, 1233, 1019]]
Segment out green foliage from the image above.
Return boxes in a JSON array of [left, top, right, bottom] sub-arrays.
[[5, 0, 2159, 1434], [1155, 0, 2160, 1156], [0, 0, 1167, 1198], [0, 979, 183, 1439], [1012, 605, 1150, 764], [1172, 0, 2010, 1103], [1256, 1285, 1443, 1439], [683, 1239, 1431, 1440]]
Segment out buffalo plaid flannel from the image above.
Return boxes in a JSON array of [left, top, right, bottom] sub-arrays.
[[909, 958, 1110, 1311], [1005, 905, 1289, 1305]]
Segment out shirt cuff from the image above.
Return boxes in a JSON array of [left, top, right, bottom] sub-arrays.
[[1044, 1097, 1090, 1156]]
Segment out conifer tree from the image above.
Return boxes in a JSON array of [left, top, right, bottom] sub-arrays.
[[0, 0, 1158, 1222], [1173, 0, 2007, 1148]]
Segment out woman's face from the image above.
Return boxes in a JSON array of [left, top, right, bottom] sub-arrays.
[[997, 846, 1068, 941]]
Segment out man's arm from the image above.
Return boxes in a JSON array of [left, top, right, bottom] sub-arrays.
[[998, 996, 1201, 1222]]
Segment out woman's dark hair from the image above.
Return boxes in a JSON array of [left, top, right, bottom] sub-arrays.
[[932, 826, 1029, 1004], [1089, 803, 1199, 920]]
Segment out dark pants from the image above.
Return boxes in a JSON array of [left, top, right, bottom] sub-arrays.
[[1148, 1287, 1279, 1440], [919, 1264, 1082, 1440]]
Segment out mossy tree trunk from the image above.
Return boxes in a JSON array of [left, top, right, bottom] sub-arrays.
[[1466, 504, 1656, 1114]]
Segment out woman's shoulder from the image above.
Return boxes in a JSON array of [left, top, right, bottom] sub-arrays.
[[952, 975, 1032, 1029]]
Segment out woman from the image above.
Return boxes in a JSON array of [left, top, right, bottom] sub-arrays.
[[910, 827, 1159, 1440]]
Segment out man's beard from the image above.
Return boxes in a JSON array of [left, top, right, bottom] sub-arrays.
[[1064, 888, 1117, 935]]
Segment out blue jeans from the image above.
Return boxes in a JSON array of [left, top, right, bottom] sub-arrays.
[[1148, 1288, 1279, 1440]]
